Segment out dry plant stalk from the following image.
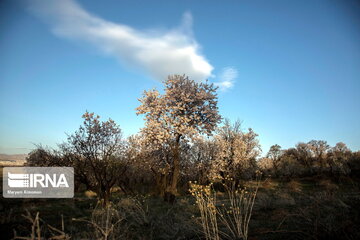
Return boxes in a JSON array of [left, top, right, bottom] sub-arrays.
[[117, 197, 148, 226], [218, 173, 260, 240], [73, 202, 125, 240], [13, 210, 69, 240], [189, 182, 220, 240], [190, 172, 261, 240]]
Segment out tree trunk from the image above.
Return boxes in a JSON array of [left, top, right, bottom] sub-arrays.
[[164, 135, 181, 203], [156, 173, 167, 196], [170, 146, 180, 193], [98, 185, 111, 207], [103, 191, 109, 207]]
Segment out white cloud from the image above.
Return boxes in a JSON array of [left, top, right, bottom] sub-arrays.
[[215, 67, 238, 91], [28, 0, 213, 82]]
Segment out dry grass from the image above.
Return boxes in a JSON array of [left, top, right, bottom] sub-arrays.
[[72, 197, 151, 240], [318, 179, 339, 192], [73, 202, 126, 240], [5, 177, 359, 240], [286, 180, 302, 193], [261, 178, 278, 190], [84, 190, 97, 198]]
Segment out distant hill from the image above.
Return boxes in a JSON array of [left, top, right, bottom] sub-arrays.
[[0, 154, 27, 166]]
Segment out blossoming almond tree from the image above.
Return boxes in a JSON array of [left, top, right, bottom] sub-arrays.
[[210, 119, 261, 182], [136, 75, 221, 201]]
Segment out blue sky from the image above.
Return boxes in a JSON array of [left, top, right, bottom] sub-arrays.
[[1, 0, 359, 154]]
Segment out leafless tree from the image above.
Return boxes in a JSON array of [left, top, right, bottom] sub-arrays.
[[61, 111, 125, 205]]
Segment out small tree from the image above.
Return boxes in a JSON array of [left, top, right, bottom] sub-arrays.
[[210, 119, 261, 181], [26, 146, 62, 167], [266, 144, 282, 175], [308, 140, 330, 170], [327, 142, 351, 176], [294, 143, 314, 173], [136, 75, 221, 201], [62, 111, 125, 205], [186, 136, 218, 184]]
